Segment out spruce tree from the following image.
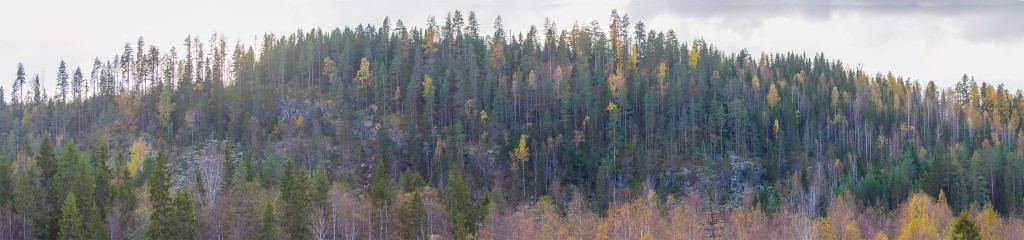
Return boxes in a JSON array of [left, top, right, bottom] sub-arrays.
[[170, 191, 198, 239], [283, 165, 310, 239], [398, 191, 427, 240], [951, 212, 981, 240], [58, 191, 83, 240], [147, 149, 172, 240], [257, 201, 276, 239], [311, 166, 329, 210]]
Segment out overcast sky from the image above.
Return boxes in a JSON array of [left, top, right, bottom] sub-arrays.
[[2, 0, 1022, 95]]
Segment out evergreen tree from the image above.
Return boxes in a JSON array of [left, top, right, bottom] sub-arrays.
[[0, 154, 11, 205], [282, 165, 310, 239], [445, 167, 472, 239], [57, 60, 69, 103], [950, 212, 981, 240], [147, 149, 172, 240], [170, 191, 198, 239], [311, 166, 329, 210], [398, 191, 427, 240], [256, 201, 277, 240], [13, 63, 25, 103], [57, 191, 83, 240]]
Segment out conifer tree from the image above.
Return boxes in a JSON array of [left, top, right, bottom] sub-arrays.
[[147, 149, 172, 240], [257, 201, 276, 240], [170, 191, 198, 239], [58, 191, 83, 240]]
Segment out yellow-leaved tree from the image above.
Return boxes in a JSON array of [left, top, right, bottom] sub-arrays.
[[128, 139, 149, 177], [656, 62, 667, 96], [356, 57, 372, 90], [896, 193, 941, 240], [511, 134, 529, 171], [767, 83, 780, 108], [976, 203, 1003, 240]]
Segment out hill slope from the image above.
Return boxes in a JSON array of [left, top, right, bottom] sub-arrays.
[[1, 10, 1022, 239]]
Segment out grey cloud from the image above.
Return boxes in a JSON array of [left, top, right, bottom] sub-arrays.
[[625, 0, 1024, 41]]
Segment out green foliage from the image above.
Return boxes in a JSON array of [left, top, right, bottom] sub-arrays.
[[950, 212, 981, 240], [170, 191, 198, 239], [9, 10, 1024, 238], [282, 164, 310, 239], [368, 157, 395, 207], [147, 149, 173, 240], [398, 168, 427, 193], [257, 201, 277, 240], [58, 191, 83, 240], [0, 154, 11, 205], [311, 167, 329, 210], [398, 192, 427, 240]]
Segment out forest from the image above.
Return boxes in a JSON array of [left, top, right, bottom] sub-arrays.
[[1, 10, 1023, 239]]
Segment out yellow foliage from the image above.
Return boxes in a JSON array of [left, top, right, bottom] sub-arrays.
[[595, 220, 610, 240], [897, 193, 941, 240], [842, 221, 861, 240], [511, 134, 529, 165], [688, 40, 701, 69], [607, 66, 624, 96], [128, 139, 149, 177], [820, 216, 835, 240], [422, 75, 434, 97], [937, 189, 947, 206], [873, 232, 889, 240], [356, 57, 372, 89], [295, 115, 305, 129], [767, 83, 780, 108], [657, 62, 667, 95], [421, 25, 437, 53], [607, 102, 617, 112], [322, 57, 335, 81], [977, 203, 1003, 240], [773, 119, 781, 137], [528, 70, 536, 88], [480, 110, 488, 125], [489, 36, 505, 69], [751, 75, 760, 89]]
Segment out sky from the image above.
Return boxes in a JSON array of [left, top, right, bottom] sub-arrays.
[[2, 0, 1022, 95]]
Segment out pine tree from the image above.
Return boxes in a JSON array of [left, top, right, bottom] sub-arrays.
[[12, 63, 25, 103], [58, 191, 83, 240]]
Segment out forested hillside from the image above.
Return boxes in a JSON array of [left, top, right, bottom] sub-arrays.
[[1, 10, 1023, 239]]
